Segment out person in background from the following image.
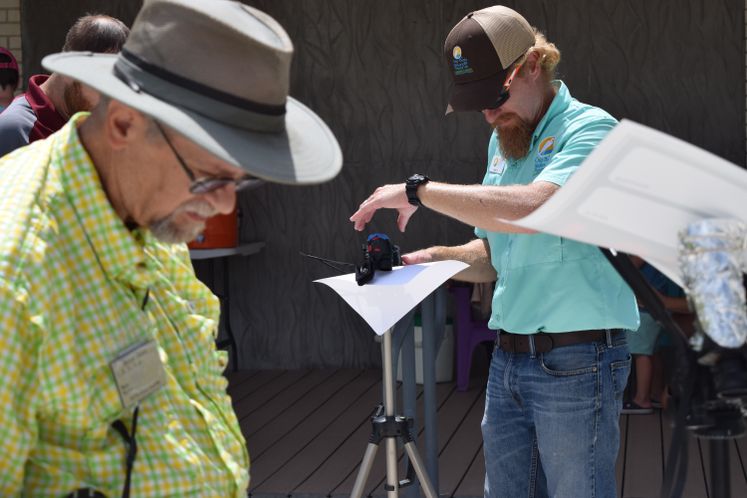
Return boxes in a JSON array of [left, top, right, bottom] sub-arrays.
[[623, 259, 690, 414], [0, 47, 19, 110], [0, 14, 129, 156]]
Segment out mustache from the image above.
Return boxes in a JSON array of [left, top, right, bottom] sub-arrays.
[[490, 112, 519, 128], [176, 199, 218, 218]]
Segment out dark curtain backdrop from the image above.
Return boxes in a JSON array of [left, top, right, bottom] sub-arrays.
[[22, 0, 746, 368]]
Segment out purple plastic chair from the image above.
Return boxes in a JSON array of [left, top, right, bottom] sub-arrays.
[[451, 285, 496, 391]]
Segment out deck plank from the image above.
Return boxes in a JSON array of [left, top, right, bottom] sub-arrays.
[[616, 414, 628, 498], [229, 369, 288, 406], [224, 369, 258, 387], [736, 435, 747, 487], [435, 388, 486, 497], [240, 369, 341, 438], [660, 408, 708, 498], [427, 384, 486, 498], [249, 370, 381, 494], [226, 369, 734, 498], [621, 411, 665, 498], [451, 440, 484, 498], [696, 434, 747, 498], [233, 369, 311, 419]]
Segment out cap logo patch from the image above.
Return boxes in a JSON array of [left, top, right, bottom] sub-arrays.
[[451, 46, 473, 76]]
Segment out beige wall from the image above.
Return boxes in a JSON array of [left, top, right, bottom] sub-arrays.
[[0, 0, 21, 90]]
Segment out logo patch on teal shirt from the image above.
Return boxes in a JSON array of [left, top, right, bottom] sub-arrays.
[[489, 154, 506, 175], [534, 136, 556, 173]]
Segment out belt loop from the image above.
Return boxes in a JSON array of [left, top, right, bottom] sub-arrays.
[[528, 335, 537, 358], [605, 329, 613, 347]]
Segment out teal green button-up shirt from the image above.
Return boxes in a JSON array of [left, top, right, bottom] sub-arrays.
[[476, 81, 639, 334]]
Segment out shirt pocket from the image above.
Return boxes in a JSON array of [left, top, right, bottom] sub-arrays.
[[506, 233, 563, 270]]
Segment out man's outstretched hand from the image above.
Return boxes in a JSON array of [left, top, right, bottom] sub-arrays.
[[350, 183, 418, 232], [401, 248, 433, 265]]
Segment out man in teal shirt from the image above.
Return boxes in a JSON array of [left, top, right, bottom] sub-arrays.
[[351, 5, 638, 498]]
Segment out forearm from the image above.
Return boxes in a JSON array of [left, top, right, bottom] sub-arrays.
[[416, 181, 556, 233], [427, 239, 497, 283]]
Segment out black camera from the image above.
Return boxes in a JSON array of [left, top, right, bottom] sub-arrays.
[[355, 233, 401, 286]]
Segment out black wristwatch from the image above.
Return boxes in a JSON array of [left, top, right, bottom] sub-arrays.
[[405, 174, 430, 206]]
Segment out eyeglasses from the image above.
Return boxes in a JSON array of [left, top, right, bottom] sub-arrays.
[[153, 121, 260, 194], [485, 63, 523, 110]]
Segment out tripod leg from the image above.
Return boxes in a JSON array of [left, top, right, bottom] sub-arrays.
[[403, 442, 438, 498], [351, 442, 380, 498], [385, 436, 399, 498]]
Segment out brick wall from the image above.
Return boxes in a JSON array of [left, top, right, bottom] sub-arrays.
[[0, 0, 21, 90]]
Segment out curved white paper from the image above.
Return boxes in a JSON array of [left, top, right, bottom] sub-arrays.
[[315, 260, 469, 335]]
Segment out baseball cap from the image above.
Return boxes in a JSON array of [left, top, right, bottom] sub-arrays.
[[0, 47, 18, 71], [444, 5, 535, 113]]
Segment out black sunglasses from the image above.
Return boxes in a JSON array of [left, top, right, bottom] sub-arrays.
[[484, 64, 523, 111], [154, 121, 261, 194]]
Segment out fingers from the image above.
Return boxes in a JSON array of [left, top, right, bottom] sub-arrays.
[[350, 189, 382, 230], [350, 183, 410, 231], [402, 249, 432, 265], [350, 205, 375, 231], [396, 207, 416, 232]]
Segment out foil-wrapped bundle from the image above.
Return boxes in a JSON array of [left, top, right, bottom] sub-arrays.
[[678, 219, 747, 348]]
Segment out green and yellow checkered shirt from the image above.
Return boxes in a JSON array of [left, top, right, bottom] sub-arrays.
[[0, 115, 249, 497]]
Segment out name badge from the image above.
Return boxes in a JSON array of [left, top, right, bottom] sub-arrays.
[[110, 340, 166, 410], [489, 155, 506, 175]]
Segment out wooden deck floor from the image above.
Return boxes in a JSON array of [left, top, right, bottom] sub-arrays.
[[226, 369, 747, 498]]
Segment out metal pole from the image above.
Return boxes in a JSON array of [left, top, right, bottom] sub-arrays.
[[709, 439, 730, 498], [382, 329, 399, 498], [397, 314, 418, 498], [421, 288, 445, 491], [403, 443, 439, 498]]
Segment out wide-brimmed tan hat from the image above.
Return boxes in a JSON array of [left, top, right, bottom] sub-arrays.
[[43, 0, 342, 185]]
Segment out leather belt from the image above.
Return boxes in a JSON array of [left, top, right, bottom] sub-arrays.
[[498, 329, 621, 354]]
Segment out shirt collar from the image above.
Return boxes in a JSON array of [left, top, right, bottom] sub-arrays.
[[52, 113, 158, 290], [26, 74, 67, 133], [531, 80, 571, 146]]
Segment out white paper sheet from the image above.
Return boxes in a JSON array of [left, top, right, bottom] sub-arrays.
[[505, 119, 747, 286], [315, 260, 469, 335]]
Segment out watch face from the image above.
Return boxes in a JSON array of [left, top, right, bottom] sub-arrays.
[[406, 174, 428, 206]]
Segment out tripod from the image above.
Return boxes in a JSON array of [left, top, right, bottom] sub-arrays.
[[351, 327, 438, 498]]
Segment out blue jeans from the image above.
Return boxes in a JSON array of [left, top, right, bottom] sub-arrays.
[[482, 333, 630, 498]]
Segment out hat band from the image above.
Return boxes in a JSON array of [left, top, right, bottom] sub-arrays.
[[113, 49, 287, 133], [0, 62, 17, 69]]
